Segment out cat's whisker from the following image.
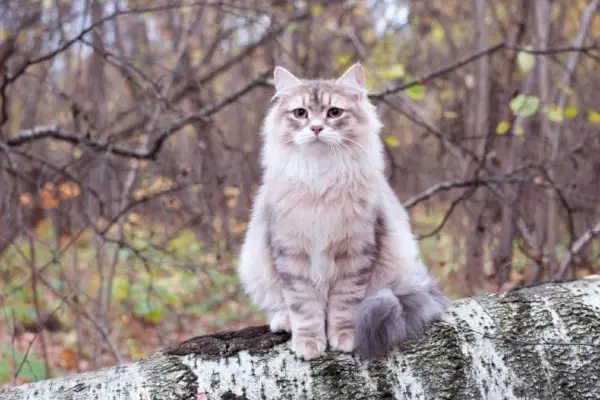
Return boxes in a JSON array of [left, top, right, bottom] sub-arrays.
[[343, 137, 369, 157], [333, 143, 345, 166], [340, 141, 358, 163]]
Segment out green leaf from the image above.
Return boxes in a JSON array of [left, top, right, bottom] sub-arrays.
[[118, 247, 130, 261], [588, 109, 600, 124], [380, 64, 405, 80], [0, 347, 46, 382], [406, 83, 425, 100], [311, 4, 323, 17], [543, 105, 563, 122], [285, 22, 298, 33], [564, 107, 578, 119], [134, 300, 164, 324], [495, 120, 510, 135], [134, 53, 142, 69], [112, 277, 130, 301], [509, 95, 540, 117], [383, 136, 400, 147], [517, 50, 536, 73]]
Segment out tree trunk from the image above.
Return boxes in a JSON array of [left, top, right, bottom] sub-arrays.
[[2, 278, 600, 400]]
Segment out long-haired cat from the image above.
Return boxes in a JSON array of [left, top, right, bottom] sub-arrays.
[[238, 64, 449, 360]]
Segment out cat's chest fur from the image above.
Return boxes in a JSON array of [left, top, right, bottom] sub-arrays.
[[266, 174, 378, 280]]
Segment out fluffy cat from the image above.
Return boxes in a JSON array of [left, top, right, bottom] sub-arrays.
[[238, 63, 450, 360]]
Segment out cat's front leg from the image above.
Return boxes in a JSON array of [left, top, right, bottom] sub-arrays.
[[327, 246, 373, 353], [276, 254, 327, 361], [238, 191, 289, 333]]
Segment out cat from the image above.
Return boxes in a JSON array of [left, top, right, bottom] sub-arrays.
[[238, 63, 450, 360]]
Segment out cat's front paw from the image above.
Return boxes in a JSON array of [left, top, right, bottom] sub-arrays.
[[328, 328, 356, 353], [290, 335, 327, 360], [269, 310, 291, 333]]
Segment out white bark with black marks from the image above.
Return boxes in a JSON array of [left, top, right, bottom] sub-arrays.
[[2, 278, 600, 400]]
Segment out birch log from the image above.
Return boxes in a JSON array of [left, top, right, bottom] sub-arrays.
[[2, 278, 600, 400]]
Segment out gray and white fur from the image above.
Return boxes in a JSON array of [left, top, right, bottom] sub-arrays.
[[238, 64, 450, 360]]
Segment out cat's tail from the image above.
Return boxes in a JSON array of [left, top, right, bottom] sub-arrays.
[[354, 286, 449, 359]]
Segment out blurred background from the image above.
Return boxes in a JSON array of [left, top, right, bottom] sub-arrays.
[[1, 0, 599, 385]]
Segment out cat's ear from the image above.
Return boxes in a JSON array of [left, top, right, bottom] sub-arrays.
[[274, 66, 302, 93], [337, 63, 366, 89]]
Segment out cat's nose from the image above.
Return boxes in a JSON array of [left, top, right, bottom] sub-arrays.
[[311, 125, 323, 135]]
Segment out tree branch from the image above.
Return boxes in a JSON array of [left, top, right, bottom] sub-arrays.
[[556, 222, 600, 279], [4, 74, 271, 160], [5, 39, 598, 161], [369, 41, 599, 100]]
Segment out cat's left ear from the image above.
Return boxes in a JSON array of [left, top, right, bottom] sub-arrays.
[[337, 63, 366, 90], [274, 66, 302, 93]]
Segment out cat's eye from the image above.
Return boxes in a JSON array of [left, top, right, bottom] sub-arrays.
[[327, 107, 343, 118], [293, 108, 308, 118]]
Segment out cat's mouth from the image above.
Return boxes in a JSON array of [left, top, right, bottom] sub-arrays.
[[308, 138, 333, 148], [295, 133, 341, 149]]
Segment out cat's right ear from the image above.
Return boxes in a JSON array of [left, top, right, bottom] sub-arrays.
[[274, 66, 302, 93], [337, 63, 366, 89]]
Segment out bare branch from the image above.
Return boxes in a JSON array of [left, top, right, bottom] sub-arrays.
[[556, 223, 600, 279], [5, 74, 271, 159]]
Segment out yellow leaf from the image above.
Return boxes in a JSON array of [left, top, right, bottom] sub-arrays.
[[127, 213, 140, 223], [311, 4, 323, 17], [543, 105, 563, 122], [380, 64, 405, 80], [564, 107, 578, 119], [431, 24, 445, 41], [496, 120, 510, 135], [223, 186, 240, 197], [336, 52, 353, 69], [191, 49, 202, 62], [201, 253, 218, 265], [226, 197, 238, 208], [383, 136, 400, 147], [0, 27, 10, 41], [588, 109, 600, 124], [443, 111, 458, 119]]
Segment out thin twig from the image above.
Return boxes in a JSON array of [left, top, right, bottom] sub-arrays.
[[556, 223, 600, 279]]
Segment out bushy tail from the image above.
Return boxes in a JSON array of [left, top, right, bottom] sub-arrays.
[[355, 286, 449, 359]]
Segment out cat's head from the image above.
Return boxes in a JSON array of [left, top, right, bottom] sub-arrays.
[[261, 64, 383, 167]]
